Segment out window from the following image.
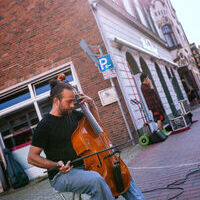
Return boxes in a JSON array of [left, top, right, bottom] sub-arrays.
[[0, 63, 80, 172], [142, 4, 158, 34], [177, 28, 180, 34], [34, 71, 74, 96], [133, 0, 149, 27], [162, 25, 178, 48], [0, 105, 38, 150], [123, 0, 137, 17], [0, 89, 31, 111], [38, 98, 51, 118], [35, 81, 50, 96], [0, 65, 77, 151]]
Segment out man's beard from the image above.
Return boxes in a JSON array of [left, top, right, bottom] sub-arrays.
[[60, 108, 72, 115]]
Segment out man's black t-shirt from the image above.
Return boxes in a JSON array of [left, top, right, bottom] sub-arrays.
[[31, 110, 84, 180]]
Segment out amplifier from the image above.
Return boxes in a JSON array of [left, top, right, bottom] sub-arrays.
[[179, 100, 191, 115], [169, 114, 191, 131]]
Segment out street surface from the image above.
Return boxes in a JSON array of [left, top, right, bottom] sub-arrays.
[[0, 107, 200, 200]]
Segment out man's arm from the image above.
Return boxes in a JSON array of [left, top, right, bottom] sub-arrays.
[[27, 145, 57, 169], [27, 146, 72, 173]]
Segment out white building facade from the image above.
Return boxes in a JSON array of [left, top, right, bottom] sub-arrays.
[[150, 0, 200, 98], [90, 0, 188, 133]]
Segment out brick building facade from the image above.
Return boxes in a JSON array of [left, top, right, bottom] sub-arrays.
[[0, 0, 133, 180]]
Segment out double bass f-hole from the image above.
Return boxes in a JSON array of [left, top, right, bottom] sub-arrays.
[[96, 153, 102, 168]]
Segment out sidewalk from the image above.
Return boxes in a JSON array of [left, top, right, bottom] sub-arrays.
[[0, 135, 143, 200], [128, 107, 200, 200], [0, 107, 200, 200]]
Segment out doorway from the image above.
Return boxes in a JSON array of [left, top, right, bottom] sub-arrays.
[[155, 63, 177, 116]]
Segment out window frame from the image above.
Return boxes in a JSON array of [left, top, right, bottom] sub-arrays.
[[0, 61, 80, 119], [0, 61, 80, 150], [161, 24, 178, 48], [132, 0, 149, 28]]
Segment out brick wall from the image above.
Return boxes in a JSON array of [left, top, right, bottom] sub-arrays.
[[0, 0, 132, 145]]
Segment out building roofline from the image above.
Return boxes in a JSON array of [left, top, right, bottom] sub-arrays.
[[94, 0, 167, 48]]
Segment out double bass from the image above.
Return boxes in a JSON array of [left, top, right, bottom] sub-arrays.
[[58, 74, 132, 197]]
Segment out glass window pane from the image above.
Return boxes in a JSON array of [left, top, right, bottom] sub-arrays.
[[133, 0, 149, 27], [123, 0, 136, 17], [65, 74, 73, 82], [0, 89, 31, 111], [11, 129, 33, 151], [35, 81, 50, 95], [35, 71, 74, 95], [38, 98, 51, 118], [171, 33, 178, 46], [162, 25, 171, 34], [0, 105, 38, 150], [164, 34, 174, 47], [162, 25, 177, 47]]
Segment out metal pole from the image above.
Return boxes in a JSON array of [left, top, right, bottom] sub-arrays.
[[110, 78, 134, 143]]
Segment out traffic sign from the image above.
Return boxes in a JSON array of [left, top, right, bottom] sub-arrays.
[[98, 54, 114, 72]]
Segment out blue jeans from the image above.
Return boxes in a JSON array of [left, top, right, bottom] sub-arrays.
[[50, 168, 145, 200]]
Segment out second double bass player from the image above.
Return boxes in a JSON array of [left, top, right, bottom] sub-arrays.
[[27, 76, 145, 200]]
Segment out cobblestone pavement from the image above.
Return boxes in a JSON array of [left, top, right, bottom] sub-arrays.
[[0, 107, 200, 200], [0, 138, 143, 200], [128, 107, 200, 200]]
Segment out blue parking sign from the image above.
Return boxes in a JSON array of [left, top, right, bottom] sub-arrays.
[[98, 54, 114, 72]]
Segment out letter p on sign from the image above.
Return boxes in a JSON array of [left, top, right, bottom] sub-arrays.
[[98, 54, 114, 72]]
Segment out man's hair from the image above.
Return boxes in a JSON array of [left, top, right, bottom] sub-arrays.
[[140, 73, 148, 83], [49, 79, 73, 101]]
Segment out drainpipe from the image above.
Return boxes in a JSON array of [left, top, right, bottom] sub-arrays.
[[110, 78, 134, 143]]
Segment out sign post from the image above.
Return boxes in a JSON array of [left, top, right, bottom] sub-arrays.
[[97, 54, 134, 142], [98, 54, 116, 80]]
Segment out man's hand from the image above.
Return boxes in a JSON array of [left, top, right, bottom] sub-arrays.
[[147, 78, 154, 89], [57, 161, 73, 174], [78, 92, 94, 106]]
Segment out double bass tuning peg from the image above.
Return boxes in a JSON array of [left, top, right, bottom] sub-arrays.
[[57, 73, 66, 82]]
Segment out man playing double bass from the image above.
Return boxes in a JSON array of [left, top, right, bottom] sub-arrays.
[[27, 76, 145, 200]]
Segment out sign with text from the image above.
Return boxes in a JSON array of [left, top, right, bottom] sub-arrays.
[[140, 37, 158, 56], [102, 68, 116, 80], [98, 54, 114, 72]]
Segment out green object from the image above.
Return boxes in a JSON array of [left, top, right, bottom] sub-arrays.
[[139, 135, 149, 146], [162, 129, 169, 136]]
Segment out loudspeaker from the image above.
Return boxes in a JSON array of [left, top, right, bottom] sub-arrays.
[[149, 130, 167, 143]]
